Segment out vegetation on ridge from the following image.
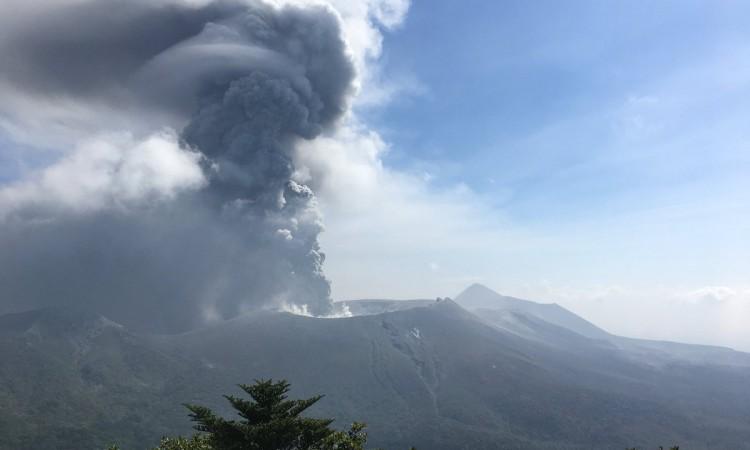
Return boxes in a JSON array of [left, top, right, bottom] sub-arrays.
[[104, 377, 678, 450], [107, 379, 395, 450]]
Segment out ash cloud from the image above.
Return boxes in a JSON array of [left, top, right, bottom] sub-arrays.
[[0, 0, 355, 332]]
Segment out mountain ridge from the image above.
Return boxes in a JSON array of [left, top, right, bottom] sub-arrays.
[[454, 283, 611, 341], [3, 290, 750, 449]]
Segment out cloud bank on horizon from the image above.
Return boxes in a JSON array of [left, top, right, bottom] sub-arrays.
[[0, 0, 408, 332]]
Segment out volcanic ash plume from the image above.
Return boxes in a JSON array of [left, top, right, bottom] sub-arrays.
[[0, 0, 355, 332]]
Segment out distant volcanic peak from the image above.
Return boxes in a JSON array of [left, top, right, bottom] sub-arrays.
[[455, 283, 518, 307], [461, 282, 496, 294], [457, 283, 511, 301], [454, 283, 611, 341]]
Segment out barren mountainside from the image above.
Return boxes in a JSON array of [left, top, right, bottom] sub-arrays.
[[2, 287, 750, 449]]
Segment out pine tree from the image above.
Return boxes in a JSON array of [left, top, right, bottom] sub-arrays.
[[185, 379, 362, 450]]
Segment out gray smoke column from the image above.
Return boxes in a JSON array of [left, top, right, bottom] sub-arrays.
[[0, 0, 355, 332]]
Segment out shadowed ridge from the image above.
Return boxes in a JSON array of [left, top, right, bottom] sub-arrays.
[[0, 306, 123, 339]]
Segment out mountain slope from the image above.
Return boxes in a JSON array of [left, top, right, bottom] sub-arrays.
[[159, 301, 696, 449], [336, 299, 435, 316], [455, 284, 750, 367], [0, 308, 200, 450], [2, 302, 750, 449], [455, 283, 609, 340]]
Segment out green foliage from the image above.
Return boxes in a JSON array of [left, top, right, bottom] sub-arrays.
[[107, 435, 212, 450], [319, 422, 367, 450], [151, 435, 214, 450], [626, 447, 679, 450], [185, 379, 368, 450], [104, 379, 405, 450]]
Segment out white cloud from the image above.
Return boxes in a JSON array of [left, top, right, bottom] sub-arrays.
[[680, 286, 740, 305], [294, 118, 541, 300], [270, 0, 409, 80], [524, 283, 750, 352], [0, 130, 206, 220]]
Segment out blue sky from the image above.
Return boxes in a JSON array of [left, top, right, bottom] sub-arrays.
[[354, 0, 749, 280], [319, 0, 750, 347], [371, 0, 749, 216]]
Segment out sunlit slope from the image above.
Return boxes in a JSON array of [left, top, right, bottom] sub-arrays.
[[455, 283, 750, 367], [455, 283, 610, 340]]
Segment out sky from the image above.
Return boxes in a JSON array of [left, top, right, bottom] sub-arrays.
[[316, 0, 750, 349], [0, 0, 748, 349]]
